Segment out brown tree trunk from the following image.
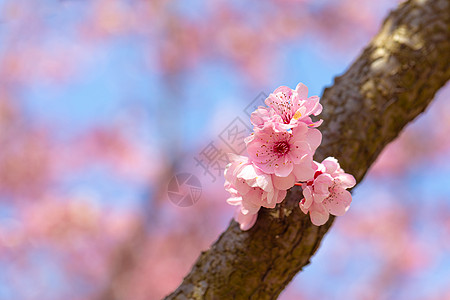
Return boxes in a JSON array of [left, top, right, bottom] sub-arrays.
[[165, 0, 450, 299]]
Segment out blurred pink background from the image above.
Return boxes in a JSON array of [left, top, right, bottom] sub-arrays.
[[0, 0, 449, 299]]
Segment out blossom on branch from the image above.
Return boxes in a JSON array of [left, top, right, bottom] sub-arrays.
[[223, 82, 355, 230], [250, 82, 322, 133], [299, 157, 356, 226], [224, 154, 294, 230], [246, 124, 320, 179]]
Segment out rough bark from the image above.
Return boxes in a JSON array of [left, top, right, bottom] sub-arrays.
[[166, 0, 450, 299]]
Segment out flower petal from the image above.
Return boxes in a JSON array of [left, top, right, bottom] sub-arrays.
[[290, 141, 311, 164], [274, 160, 293, 177], [299, 199, 309, 214], [235, 208, 258, 231], [238, 164, 258, 181], [272, 173, 295, 190], [334, 173, 356, 189], [322, 157, 339, 174], [292, 157, 315, 181], [309, 203, 330, 226], [241, 194, 261, 215], [323, 188, 352, 216], [275, 189, 287, 203], [295, 82, 308, 99], [313, 192, 329, 203], [226, 196, 242, 206], [273, 86, 293, 97], [234, 178, 252, 195], [314, 174, 333, 194], [250, 107, 270, 128], [305, 128, 322, 152], [301, 185, 313, 210], [305, 96, 322, 116]]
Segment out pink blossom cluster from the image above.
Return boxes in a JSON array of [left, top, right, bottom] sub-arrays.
[[224, 83, 356, 229]]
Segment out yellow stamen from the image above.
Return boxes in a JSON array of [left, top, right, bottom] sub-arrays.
[[293, 111, 302, 120]]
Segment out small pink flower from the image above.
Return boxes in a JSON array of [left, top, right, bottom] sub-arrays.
[[224, 154, 295, 230], [251, 82, 322, 132], [299, 157, 356, 226], [246, 123, 321, 179]]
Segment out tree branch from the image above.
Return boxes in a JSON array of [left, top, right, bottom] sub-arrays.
[[166, 0, 450, 298]]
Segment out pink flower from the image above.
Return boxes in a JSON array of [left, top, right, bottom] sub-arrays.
[[299, 157, 356, 226], [251, 83, 322, 132], [224, 154, 295, 230], [246, 123, 321, 179]]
